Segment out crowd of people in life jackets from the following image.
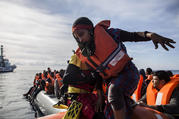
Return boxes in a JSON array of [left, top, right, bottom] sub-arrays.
[[24, 17, 178, 119], [24, 65, 179, 119], [23, 67, 65, 102]]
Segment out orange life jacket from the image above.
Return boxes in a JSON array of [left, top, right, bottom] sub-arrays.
[[41, 73, 44, 80], [76, 20, 131, 79], [49, 76, 55, 86], [131, 75, 144, 101], [146, 77, 179, 105], [103, 83, 107, 95], [34, 75, 39, 86], [145, 75, 153, 81], [45, 82, 48, 92], [173, 74, 179, 78], [45, 74, 54, 93]]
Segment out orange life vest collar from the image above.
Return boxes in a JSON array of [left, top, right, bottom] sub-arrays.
[[147, 77, 179, 105], [76, 20, 131, 79], [145, 75, 153, 81], [173, 74, 179, 78]]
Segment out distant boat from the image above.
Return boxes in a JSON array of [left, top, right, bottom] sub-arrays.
[[0, 45, 16, 73]]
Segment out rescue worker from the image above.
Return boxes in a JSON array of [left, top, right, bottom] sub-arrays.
[[138, 70, 179, 119], [71, 17, 176, 119]]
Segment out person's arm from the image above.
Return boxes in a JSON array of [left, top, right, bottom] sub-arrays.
[[33, 78, 36, 86], [138, 93, 147, 104], [95, 89, 105, 112], [107, 28, 176, 51], [94, 74, 105, 112], [62, 64, 95, 85], [107, 28, 151, 42]]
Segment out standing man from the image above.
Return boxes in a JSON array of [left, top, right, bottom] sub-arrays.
[[72, 17, 175, 119]]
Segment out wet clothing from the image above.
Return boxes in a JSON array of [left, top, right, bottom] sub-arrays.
[[101, 28, 144, 119], [107, 61, 139, 110], [105, 62, 139, 119]]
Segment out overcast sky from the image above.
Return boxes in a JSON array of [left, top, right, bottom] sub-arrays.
[[0, 0, 179, 70]]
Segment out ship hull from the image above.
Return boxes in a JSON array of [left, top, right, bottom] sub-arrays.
[[0, 66, 16, 73]]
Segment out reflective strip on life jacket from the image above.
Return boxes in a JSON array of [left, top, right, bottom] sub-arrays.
[[155, 92, 163, 105], [34, 75, 40, 86], [132, 94, 137, 102], [68, 86, 89, 93], [100, 43, 123, 67]]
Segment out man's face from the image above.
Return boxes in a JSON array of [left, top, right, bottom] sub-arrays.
[[73, 29, 91, 43], [152, 76, 165, 89], [152, 76, 160, 88]]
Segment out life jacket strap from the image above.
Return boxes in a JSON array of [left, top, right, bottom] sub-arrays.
[[68, 86, 89, 94]]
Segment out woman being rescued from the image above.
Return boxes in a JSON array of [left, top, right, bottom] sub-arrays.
[[58, 53, 105, 119]]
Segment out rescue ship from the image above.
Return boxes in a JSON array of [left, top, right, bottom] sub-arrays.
[[0, 45, 16, 73]]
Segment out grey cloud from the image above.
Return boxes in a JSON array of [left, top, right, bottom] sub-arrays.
[[0, 0, 178, 70], [0, 1, 75, 67]]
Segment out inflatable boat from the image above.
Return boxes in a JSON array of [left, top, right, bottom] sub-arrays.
[[32, 91, 170, 119], [28, 89, 171, 119], [31, 90, 67, 118]]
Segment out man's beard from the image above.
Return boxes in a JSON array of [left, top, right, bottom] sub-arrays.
[[78, 37, 95, 57]]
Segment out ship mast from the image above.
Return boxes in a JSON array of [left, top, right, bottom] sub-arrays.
[[1, 45, 4, 57], [0, 45, 5, 67]]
